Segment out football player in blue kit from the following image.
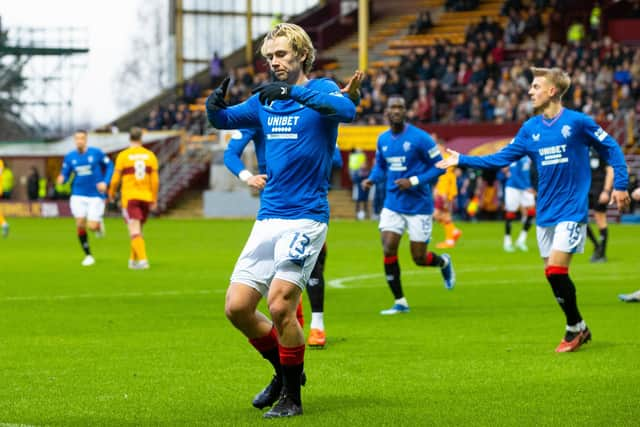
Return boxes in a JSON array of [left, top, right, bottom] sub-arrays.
[[362, 95, 456, 316], [57, 130, 114, 266], [437, 67, 630, 353], [207, 23, 356, 418], [503, 156, 536, 252], [223, 71, 363, 350]]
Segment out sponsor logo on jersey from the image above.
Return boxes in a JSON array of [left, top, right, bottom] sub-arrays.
[[428, 146, 440, 159], [267, 115, 301, 133], [532, 133, 540, 142], [538, 144, 568, 166], [75, 164, 93, 176], [387, 156, 407, 172]]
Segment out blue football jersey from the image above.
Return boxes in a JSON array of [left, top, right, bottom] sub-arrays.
[[210, 78, 356, 223], [459, 108, 628, 226], [368, 124, 444, 215], [60, 146, 114, 198], [506, 156, 532, 190]]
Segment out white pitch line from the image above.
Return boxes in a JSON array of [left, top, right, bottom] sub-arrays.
[[0, 423, 39, 427], [328, 269, 637, 289], [1, 289, 224, 303], [328, 264, 541, 288]]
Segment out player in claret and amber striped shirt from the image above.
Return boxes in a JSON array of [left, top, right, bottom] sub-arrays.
[[108, 127, 159, 270]]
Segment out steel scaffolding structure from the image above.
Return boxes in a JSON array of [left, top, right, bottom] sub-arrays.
[[0, 23, 88, 139]]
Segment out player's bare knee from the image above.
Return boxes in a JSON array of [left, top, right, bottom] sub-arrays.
[[224, 300, 249, 325], [267, 299, 294, 327]]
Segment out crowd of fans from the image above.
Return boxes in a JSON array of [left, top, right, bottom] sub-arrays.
[[140, 1, 640, 154]]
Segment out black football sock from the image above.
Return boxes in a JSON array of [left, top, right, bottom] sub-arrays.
[[505, 218, 513, 236], [279, 344, 305, 405], [586, 225, 598, 247], [78, 228, 91, 255], [384, 256, 403, 299], [546, 266, 582, 326], [249, 327, 281, 377], [523, 214, 534, 231], [425, 252, 445, 267], [599, 227, 608, 257], [308, 246, 326, 313]]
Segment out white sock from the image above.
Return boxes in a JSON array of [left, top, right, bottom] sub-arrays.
[[310, 312, 324, 330], [566, 323, 582, 333], [504, 235, 512, 246], [517, 231, 527, 244], [395, 297, 408, 307]]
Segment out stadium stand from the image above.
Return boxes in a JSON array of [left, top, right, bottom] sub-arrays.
[[80, 0, 640, 217]]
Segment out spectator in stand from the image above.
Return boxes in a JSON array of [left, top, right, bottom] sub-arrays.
[[183, 79, 201, 104], [209, 51, 224, 88], [409, 11, 433, 35]]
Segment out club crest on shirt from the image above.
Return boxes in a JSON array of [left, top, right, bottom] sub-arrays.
[[88, 155, 93, 163], [561, 125, 572, 139], [532, 133, 540, 142], [402, 141, 411, 152], [382, 146, 388, 152]]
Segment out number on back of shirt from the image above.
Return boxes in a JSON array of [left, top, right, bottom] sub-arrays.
[[134, 159, 146, 180]]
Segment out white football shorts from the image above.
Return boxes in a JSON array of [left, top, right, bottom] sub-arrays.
[[378, 207, 433, 243], [504, 187, 535, 212], [230, 218, 328, 297], [536, 221, 587, 258], [70, 195, 105, 222]]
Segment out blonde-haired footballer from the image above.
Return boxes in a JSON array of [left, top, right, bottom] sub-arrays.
[[108, 127, 159, 269]]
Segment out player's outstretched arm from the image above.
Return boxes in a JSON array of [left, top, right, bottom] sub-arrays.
[[253, 80, 356, 122], [436, 149, 460, 169], [207, 77, 260, 130], [611, 189, 631, 212]]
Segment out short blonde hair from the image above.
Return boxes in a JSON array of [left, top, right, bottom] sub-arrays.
[[531, 67, 571, 100], [260, 23, 316, 74]]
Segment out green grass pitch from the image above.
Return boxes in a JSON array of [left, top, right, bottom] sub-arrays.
[[1, 218, 639, 426]]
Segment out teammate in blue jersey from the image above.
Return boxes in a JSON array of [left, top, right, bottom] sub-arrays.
[[437, 67, 631, 353], [503, 156, 536, 252], [224, 124, 348, 349], [207, 23, 356, 418], [57, 130, 114, 266], [362, 95, 456, 316]]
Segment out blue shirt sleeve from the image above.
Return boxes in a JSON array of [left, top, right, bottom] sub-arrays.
[[207, 95, 262, 130], [368, 139, 387, 183], [289, 80, 356, 123], [581, 115, 629, 190], [415, 134, 445, 185], [224, 129, 256, 177], [60, 153, 72, 182], [459, 128, 528, 170], [332, 146, 343, 169]]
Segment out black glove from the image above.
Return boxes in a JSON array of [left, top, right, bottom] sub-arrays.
[[252, 81, 291, 105], [206, 77, 230, 112]]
